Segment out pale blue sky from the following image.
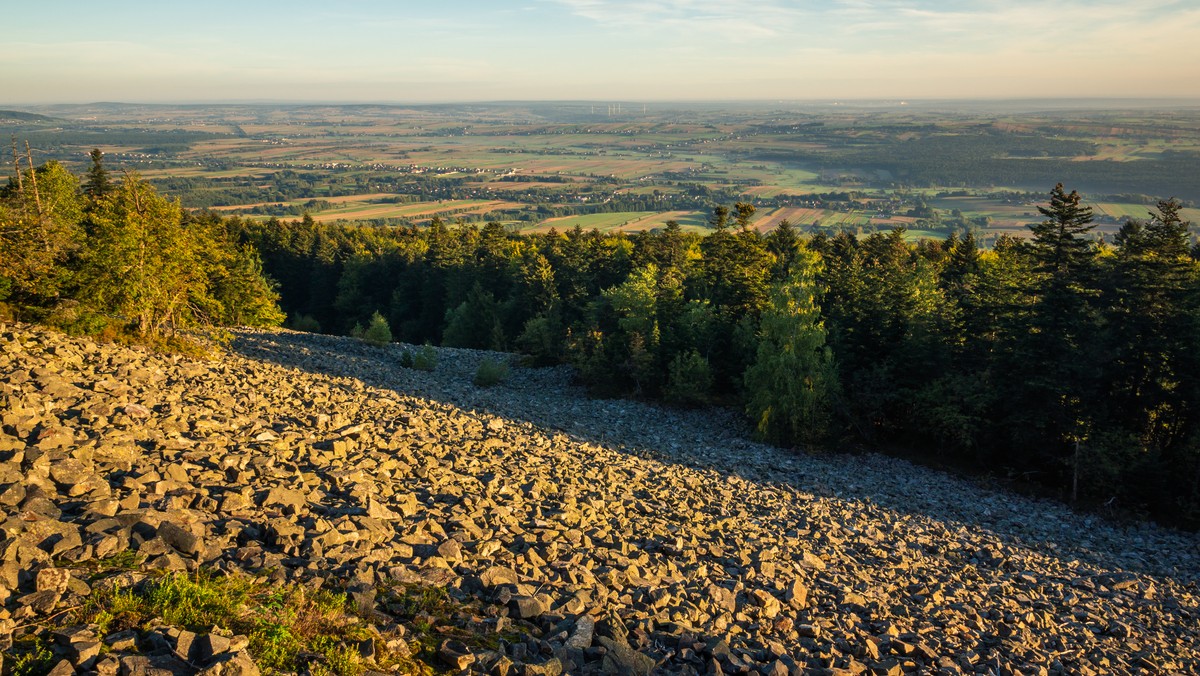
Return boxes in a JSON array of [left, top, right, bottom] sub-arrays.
[[3, 0, 1198, 103]]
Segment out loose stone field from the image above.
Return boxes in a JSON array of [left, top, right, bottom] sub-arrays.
[[1, 324, 1197, 675]]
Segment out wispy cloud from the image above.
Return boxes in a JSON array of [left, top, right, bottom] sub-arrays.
[[549, 0, 806, 39], [551, 0, 1200, 54]]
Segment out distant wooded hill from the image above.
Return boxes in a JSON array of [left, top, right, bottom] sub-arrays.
[[0, 110, 55, 122]]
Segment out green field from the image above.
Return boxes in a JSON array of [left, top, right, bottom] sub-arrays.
[[1092, 202, 1200, 223], [530, 210, 710, 233], [901, 229, 949, 241]]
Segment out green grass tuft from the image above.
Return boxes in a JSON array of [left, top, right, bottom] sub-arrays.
[[147, 572, 251, 630]]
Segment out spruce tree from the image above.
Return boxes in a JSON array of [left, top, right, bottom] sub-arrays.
[[362, 311, 393, 346], [709, 205, 729, 232], [766, 218, 801, 280], [1017, 184, 1102, 496], [82, 173, 207, 337], [1104, 199, 1198, 453], [1030, 183, 1096, 279], [744, 246, 838, 446], [83, 149, 112, 200], [0, 161, 83, 305]]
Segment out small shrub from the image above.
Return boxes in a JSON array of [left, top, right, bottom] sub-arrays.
[[5, 635, 54, 676], [317, 641, 363, 676], [516, 314, 563, 366], [289, 313, 322, 333], [89, 586, 146, 636], [249, 618, 302, 673], [398, 350, 415, 368], [92, 549, 144, 571], [361, 311, 392, 346], [412, 344, 438, 371], [473, 358, 510, 387], [349, 323, 365, 340]]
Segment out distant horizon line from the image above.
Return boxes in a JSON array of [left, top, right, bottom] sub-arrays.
[[6, 96, 1200, 108]]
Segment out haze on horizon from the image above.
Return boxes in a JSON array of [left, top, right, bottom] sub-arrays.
[[3, 0, 1199, 105]]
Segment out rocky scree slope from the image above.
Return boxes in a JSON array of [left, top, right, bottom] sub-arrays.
[[0, 323, 1196, 675]]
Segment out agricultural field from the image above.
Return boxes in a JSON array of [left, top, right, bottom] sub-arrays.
[[531, 210, 710, 233], [749, 205, 912, 232], [927, 196, 1042, 229], [1092, 202, 1200, 223], [6, 101, 1200, 243], [212, 196, 525, 223]]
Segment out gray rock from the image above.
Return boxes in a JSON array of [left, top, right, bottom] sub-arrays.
[[565, 615, 595, 650], [480, 566, 519, 588], [597, 635, 655, 675], [105, 630, 139, 651], [157, 522, 201, 558], [521, 658, 563, 676], [261, 487, 307, 513], [175, 629, 197, 661], [194, 633, 232, 664], [436, 539, 463, 562], [194, 651, 260, 676], [119, 655, 152, 676], [438, 639, 476, 670], [17, 590, 61, 614], [510, 595, 547, 619], [786, 578, 808, 609], [94, 655, 121, 676], [69, 640, 102, 666]]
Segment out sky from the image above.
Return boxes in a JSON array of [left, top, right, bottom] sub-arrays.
[[3, 0, 1199, 104]]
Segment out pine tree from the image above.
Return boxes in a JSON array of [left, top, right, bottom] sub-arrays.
[[734, 202, 756, 232], [443, 283, 502, 349], [206, 241, 286, 328], [658, 219, 689, 277], [709, 205, 730, 232], [697, 206, 771, 316], [603, 264, 663, 388]]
